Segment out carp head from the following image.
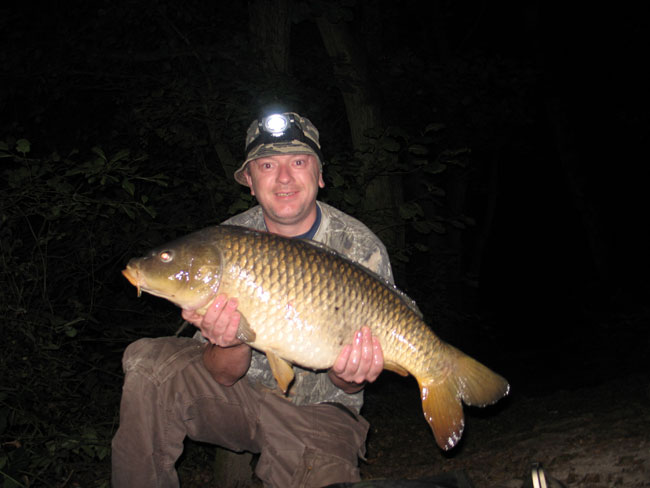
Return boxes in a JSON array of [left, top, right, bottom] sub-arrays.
[[122, 230, 223, 313]]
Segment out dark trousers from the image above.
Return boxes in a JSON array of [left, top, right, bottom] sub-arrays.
[[111, 337, 369, 487]]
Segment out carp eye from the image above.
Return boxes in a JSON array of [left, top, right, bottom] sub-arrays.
[[159, 250, 174, 263]]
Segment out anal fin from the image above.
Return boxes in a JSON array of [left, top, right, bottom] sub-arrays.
[[419, 376, 465, 451], [266, 351, 295, 394]]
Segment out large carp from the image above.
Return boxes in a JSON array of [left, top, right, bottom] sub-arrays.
[[122, 225, 509, 450]]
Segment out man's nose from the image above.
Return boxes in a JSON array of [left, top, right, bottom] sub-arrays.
[[276, 162, 293, 183]]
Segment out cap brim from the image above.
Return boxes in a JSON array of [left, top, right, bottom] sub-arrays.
[[234, 141, 321, 186]]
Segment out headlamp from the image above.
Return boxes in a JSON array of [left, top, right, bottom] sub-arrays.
[[262, 113, 291, 136], [244, 112, 323, 162]]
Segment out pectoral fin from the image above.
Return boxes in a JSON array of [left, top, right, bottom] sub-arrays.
[[266, 351, 295, 394], [235, 314, 256, 343]]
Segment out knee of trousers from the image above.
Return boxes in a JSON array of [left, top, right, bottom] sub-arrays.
[[122, 336, 205, 386]]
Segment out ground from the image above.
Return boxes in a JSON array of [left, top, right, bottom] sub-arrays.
[[177, 370, 649, 488], [359, 373, 650, 487]]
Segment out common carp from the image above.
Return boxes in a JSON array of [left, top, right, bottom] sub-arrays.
[[122, 225, 509, 450]]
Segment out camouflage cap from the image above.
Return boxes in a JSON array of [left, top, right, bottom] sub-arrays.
[[234, 112, 323, 186]]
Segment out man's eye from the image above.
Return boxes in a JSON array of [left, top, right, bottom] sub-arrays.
[[262, 162, 273, 169], [294, 159, 304, 166]]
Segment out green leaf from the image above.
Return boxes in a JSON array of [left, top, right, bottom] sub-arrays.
[[142, 205, 157, 219], [450, 219, 466, 229], [64, 325, 78, 337], [363, 127, 384, 139], [329, 169, 345, 188], [16, 138, 31, 154], [424, 161, 447, 175], [398, 201, 423, 220], [385, 126, 409, 139], [380, 137, 400, 152], [2, 470, 23, 488], [122, 179, 135, 196], [151, 173, 169, 187], [424, 122, 446, 133], [228, 197, 252, 214], [424, 182, 445, 196], [412, 221, 434, 234], [431, 221, 446, 234], [408, 144, 429, 155], [86, 157, 105, 175], [343, 189, 361, 205], [91, 146, 107, 161], [96, 445, 110, 460], [109, 149, 130, 164]]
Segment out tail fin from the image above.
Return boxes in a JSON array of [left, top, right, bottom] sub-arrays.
[[418, 344, 510, 450]]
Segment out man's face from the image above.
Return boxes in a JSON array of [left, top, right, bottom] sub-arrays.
[[245, 153, 325, 234]]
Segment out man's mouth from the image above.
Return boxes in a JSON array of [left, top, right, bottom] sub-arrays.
[[276, 191, 297, 197]]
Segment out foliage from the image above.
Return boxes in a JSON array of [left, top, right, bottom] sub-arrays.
[[0, 139, 164, 486], [0, 1, 538, 485]]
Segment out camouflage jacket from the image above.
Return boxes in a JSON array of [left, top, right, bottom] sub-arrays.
[[205, 201, 394, 413]]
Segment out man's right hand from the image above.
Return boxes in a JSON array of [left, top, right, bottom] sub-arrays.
[[182, 294, 244, 348]]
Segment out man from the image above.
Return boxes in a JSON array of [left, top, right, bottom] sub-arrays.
[[112, 112, 394, 487]]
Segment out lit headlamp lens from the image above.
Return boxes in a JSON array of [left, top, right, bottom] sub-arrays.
[[262, 114, 291, 136]]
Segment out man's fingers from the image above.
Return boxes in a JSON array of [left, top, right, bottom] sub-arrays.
[[360, 326, 373, 363], [348, 330, 362, 370], [333, 345, 352, 375], [204, 294, 227, 322], [181, 308, 200, 324], [367, 336, 383, 382]]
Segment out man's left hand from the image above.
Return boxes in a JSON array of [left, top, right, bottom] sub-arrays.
[[329, 326, 383, 391]]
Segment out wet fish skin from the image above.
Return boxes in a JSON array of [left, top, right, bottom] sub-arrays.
[[122, 225, 509, 450]]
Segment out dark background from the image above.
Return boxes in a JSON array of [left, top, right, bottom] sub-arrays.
[[1, 1, 648, 485]]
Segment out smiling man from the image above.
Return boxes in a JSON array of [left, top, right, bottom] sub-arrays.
[[236, 112, 326, 236], [244, 153, 324, 235], [112, 112, 395, 488]]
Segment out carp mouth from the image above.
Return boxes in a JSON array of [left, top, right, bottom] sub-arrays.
[[121, 266, 183, 305], [122, 267, 142, 297]]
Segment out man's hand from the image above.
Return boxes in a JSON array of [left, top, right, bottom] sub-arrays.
[[328, 326, 384, 393], [183, 294, 252, 386], [182, 294, 243, 348]]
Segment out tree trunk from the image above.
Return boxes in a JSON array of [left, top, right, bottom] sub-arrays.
[[315, 17, 381, 148], [545, 96, 609, 282], [248, 0, 292, 74], [315, 15, 402, 252]]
